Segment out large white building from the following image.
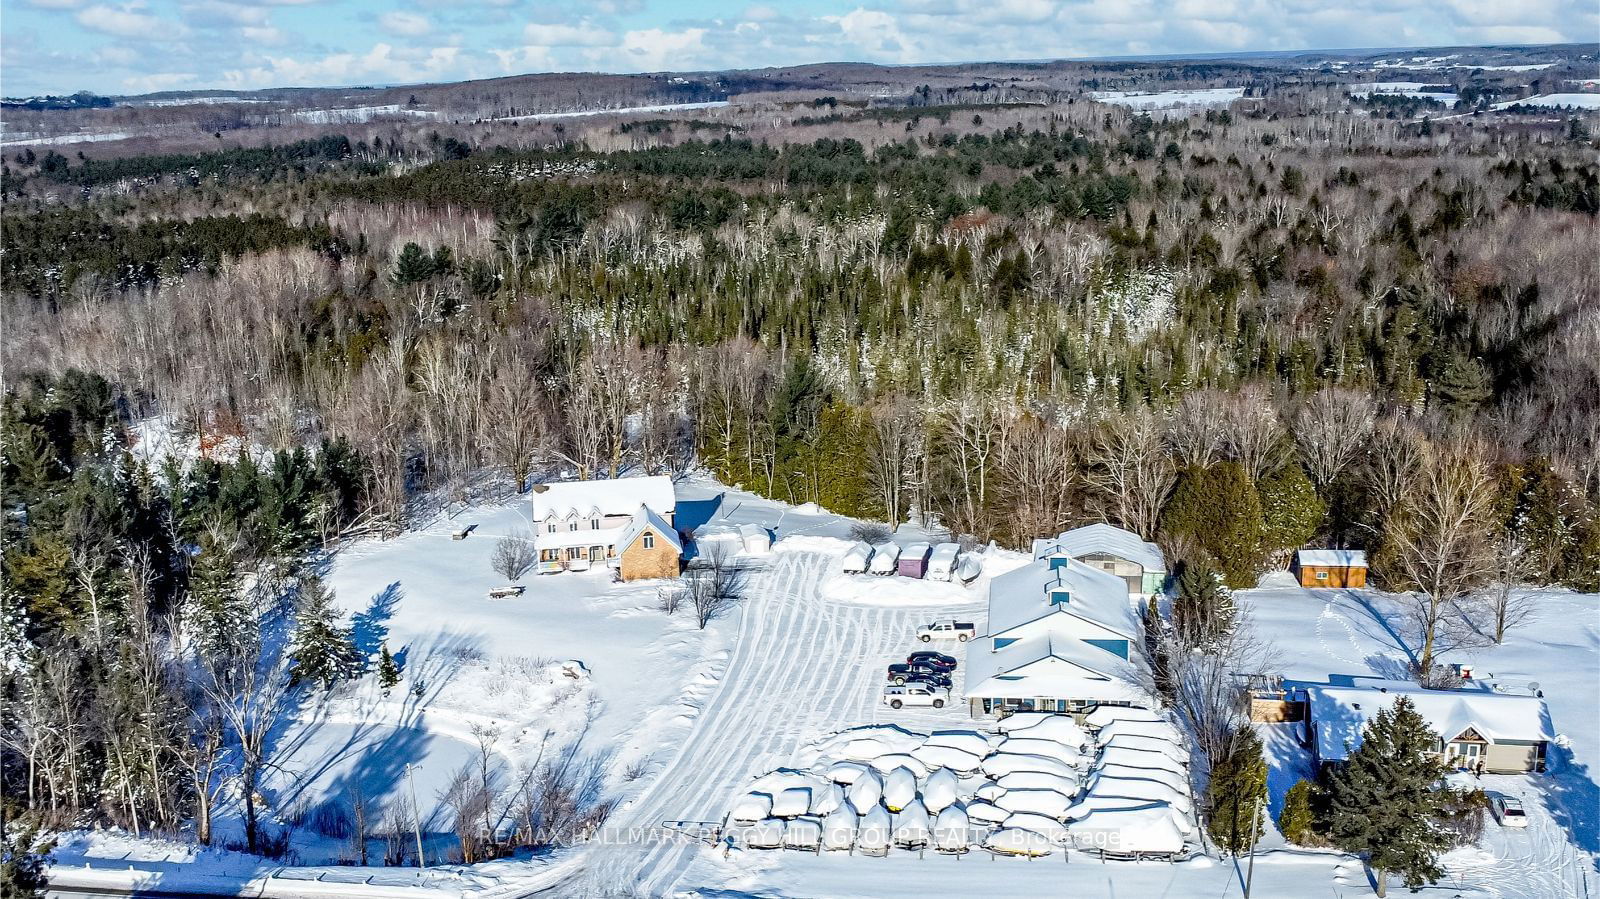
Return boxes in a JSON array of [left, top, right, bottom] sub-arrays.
[[1032, 523, 1167, 597], [963, 555, 1152, 718], [529, 476, 681, 579]]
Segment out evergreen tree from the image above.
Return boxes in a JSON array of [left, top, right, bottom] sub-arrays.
[[287, 578, 361, 689], [1206, 724, 1268, 854], [1161, 462, 1265, 587], [390, 242, 436, 286], [187, 534, 254, 662], [1325, 697, 1453, 896], [1258, 464, 1325, 565], [1278, 778, 1317, 845], [1172, 558, 1235, 648], [0, 822, 54, 898], [377, 641, 401, 694]]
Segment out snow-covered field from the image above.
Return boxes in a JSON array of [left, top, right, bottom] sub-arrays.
[[1493, 93, 1600, 110], [45, 475, 1600, 897], [1089, 88, 1246, 110], [1350, 82, 1460, 104]]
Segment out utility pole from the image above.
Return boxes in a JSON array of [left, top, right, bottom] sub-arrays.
[[406, 763, 425, 867], [1244, 792, 1262, 898]]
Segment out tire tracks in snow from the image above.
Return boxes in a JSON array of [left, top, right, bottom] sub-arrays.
[[575, 551, 982, 897]]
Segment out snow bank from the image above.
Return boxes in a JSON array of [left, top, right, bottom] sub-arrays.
[[774, 535, 856, 556]]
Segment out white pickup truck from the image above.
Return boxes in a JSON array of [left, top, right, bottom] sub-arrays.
[[916, 619, 976, 643], [882, 684, 950, 710]]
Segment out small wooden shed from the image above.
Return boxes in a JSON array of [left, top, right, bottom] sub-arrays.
[[898, 542, 933, 579], [1294, 549, 1368, 588]]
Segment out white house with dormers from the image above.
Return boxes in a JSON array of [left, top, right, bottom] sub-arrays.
[[529, 476, 680, 579], [963, 555, 1153, 718]]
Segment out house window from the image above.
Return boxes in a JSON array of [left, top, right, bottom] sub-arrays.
[[547, 523, 556, 534], [591, 518, 600, 530], [643, 533, 655, 550], [569, 522, 578, 531], [1315, 570, 1329, 580]]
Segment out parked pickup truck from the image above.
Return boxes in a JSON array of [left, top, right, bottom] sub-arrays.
[[916, 620, 976, 643], [882, 683, 950, 710]]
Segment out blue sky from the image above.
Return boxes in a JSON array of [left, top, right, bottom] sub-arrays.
[[1, 0, 1592, 97]]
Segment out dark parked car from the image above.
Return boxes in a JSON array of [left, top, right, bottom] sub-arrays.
[[886, 662, 944, 685], [903, 671, 953, 690], [906, 651, 957, 672]]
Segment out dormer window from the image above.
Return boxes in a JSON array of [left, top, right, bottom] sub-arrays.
[[569, 521, 578, 531], [591, 518, 600, 530], [1049, 588, 1072, 605]]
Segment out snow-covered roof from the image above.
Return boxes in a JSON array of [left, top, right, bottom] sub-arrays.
[[1033, 523, 1165, 573], [530, 476, 675, 522], [1296, 549, 1367, 568], [986, 558, 1140, 641], [536, 525, 628, 550], [616, 505, 682, 555], [1306, 683, 1552, 762], [964, 633, 1150, 704]]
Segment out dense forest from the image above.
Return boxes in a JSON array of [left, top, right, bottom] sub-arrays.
[[2, 66, 1598, 864]]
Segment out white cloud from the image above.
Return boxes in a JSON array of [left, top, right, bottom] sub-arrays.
[[122, 71, 198, 92], [617, 27, 708, 71], [240, 24, 289, 44], [75, 4, 189, 39], [523, 22, 616, 47], [379, 11, 432, 37], [181, 1, 268, 26]]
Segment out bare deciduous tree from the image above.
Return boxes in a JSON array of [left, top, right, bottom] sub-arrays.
[[1084, 409, 1176, 539], [1384, 441, 1498, 683], [1168, 391, 1231, 470], [686, 544, 747, 629], [491, 530, 537, 581], [1484, 532, 1537, 644], [866, 397, 918, 526], [1296, 388, 1377, 488]]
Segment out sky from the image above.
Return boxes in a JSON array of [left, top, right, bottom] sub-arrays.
[[0, 0, 1592, 97]]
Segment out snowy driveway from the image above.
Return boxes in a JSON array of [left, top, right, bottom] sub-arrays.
[[574, 550, 982, 896]]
